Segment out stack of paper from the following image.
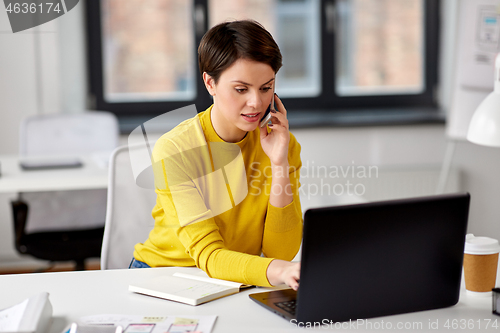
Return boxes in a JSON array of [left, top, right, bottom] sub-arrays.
[[0, 292, 52, 333]]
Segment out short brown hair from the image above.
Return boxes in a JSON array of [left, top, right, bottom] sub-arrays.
[[198, 20, 282, 84]]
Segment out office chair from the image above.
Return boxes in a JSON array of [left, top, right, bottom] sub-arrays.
[[101, 144, 156, 269], [11, 112, 119, 271]]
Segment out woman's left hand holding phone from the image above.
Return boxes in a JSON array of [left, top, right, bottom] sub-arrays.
[[259, 94, 293, 208], [259, 94, 290, 167]]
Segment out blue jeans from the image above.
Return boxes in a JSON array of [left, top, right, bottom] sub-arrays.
[[129, 258, 151, 269]]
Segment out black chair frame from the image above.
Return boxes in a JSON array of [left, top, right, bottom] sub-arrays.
[[11, 199, 104, 271]]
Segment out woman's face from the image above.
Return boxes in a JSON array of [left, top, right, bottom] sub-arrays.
[[204, 58, 275, 143]]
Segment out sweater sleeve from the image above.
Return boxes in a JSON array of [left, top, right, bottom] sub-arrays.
[[150, 126, 302, 287], [262, 134, 303, 260], [154, 183, 275, 287], [174, 213, 274, 287], [153, 138, 275, 287]]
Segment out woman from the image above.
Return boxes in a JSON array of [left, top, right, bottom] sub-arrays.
[[132, 20, 302, 291]]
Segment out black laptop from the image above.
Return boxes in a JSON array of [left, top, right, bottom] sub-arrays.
[[250, 193, 470, 324]]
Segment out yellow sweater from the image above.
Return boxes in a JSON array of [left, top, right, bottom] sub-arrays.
[[133, 105, 303, 287]]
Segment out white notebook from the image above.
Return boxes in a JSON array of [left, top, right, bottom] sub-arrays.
[[129, 272, 252, 306]]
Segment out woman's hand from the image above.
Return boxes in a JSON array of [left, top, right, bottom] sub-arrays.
[[266, 259, 301, 291], [259, 94, 290, 167]]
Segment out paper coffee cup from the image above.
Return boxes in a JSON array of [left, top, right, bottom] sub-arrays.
[[464, 234, 500, 295]]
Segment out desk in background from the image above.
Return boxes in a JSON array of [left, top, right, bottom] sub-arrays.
[[0, 154, 109, 268], [0, 154, 108, 193], [0, 267, 498, 333]]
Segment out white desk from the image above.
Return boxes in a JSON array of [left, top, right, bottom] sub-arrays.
[[0, 155, 108, 193], [0, 267, 498, 333]]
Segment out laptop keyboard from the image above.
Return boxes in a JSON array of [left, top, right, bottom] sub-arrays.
[[274, 300, 297, 315]]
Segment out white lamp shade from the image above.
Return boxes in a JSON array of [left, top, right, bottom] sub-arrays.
[[467, 91, 500, 147]]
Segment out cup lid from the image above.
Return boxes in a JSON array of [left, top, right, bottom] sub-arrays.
[[465, 234, 500, 255]]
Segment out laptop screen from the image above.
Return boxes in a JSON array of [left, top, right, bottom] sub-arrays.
[[296, 193, 470, 323]]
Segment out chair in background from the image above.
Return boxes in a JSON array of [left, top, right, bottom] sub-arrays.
[[11, 112, 119, 271], [100, 144, 157, 270]]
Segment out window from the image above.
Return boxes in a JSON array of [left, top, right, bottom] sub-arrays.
[[86, 0, 440, 128], [101, 1, 196, 103], [336, 0, 425, 96], [208, 0, 322, 98]]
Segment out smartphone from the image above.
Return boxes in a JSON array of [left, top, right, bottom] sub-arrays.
[[259, 83, 276, 128]]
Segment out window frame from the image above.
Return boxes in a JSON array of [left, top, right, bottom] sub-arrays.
[[85, 0, 440, 126], [85, 0, 212, 117]]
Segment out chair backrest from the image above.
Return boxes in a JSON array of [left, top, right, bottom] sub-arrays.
[[20, 112, 119, 156], [101, 145, 157, 269], [18, 112, 120, 233]]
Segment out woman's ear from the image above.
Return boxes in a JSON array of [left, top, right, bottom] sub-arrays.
[[203, 72, 216, 96]]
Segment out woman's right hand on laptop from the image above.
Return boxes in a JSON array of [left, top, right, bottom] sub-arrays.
[[266, 260, 300, 291]]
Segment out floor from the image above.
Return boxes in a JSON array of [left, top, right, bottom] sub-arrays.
[[0, 259, 101, 275]]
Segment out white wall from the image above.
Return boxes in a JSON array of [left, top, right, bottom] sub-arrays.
[[0, 0, 500, 268], [0, 0, 46, 267], [0, 2, 87, 267], [291, 124, 500, 243], [446, 0, 500, 140]]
